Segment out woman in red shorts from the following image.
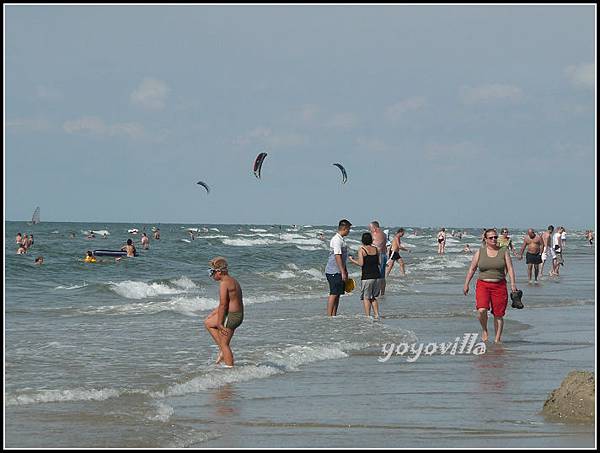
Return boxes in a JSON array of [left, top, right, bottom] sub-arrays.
[[463, 228, 518, 343]]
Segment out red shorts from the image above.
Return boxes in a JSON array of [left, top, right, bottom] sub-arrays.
[[475, 280, 508, 317]]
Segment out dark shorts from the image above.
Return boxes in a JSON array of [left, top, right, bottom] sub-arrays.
[[326, 273, 345, 296], [389, 251, 402, 261], [379, 254, 388, 277], [526, 252, 542, 265]]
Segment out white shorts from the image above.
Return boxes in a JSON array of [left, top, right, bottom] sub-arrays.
[[542, 248, 556, 261]]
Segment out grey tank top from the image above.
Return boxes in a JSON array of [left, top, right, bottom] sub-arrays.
[[478, 246, 507, 280]]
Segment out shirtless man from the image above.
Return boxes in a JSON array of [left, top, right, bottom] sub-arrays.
[[518, 229, 544, 284], [540, 225, 554, 278], [153, 228, 160, 240], [386, 228, 410, 276], [586, 230, 594, 246], [204, 257, 244, 367], [369, 221, 388, 296], [141, 233, 150, 250], [121, 239, 137, 257]]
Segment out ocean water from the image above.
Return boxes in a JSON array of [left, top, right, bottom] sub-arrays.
[[4, 222, 596, 447]]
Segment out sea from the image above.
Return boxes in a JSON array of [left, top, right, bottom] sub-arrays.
[[4, 222, 596, 448]]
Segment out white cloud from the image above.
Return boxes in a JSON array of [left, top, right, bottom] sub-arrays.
[[356, 137, 392, 154], [35, 85, 63, 102], [233, 127, 273, 146], [385, 97, 426, 122], [130, 77, 170, 111], [423, 141, 484, 161], [233, 127, 306, 148], [266, 133, 307, 148], [109, 122, 146, 140], [6, 117, 51, 132], [565, 63, 595, 89], [326, 112, 358, 130], [299, 104, 320, 123], [460, 84, 523, 104], [63, 116, 145, 140], [63, 116, 107, 135]]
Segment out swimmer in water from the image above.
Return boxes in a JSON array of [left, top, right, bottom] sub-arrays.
[[437, 228, 447, 255], [34, 256, 44, 265], [84, 251, 97, 263], [121, 239, 136, 257], [141, 232, 150, 250]]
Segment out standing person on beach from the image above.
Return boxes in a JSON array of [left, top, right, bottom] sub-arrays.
[[349, 232, 381, 319], [463, 228, 519, 343], [498, 228, 516, 256], [437, 228, 447, 255], [369, 221, 388, 296], [518, 229, 544, 284], [204, 257, 244, 367], [325, 219, 352, 317], [560, 227, 567, 250], [386, 228, 410, 277], [586, 230, 594, 246], [141, 233, 150, 250], [540, 225, 554, 278], [552, 227, 565, 277]]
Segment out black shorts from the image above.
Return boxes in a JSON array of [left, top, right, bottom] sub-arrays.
[[389, 251, 402, 261], [326, 273, 345, 296], [526, 252, 542, 265]]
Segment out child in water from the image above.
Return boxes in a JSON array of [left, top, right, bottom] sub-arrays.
[[84, 251, 97, 263]]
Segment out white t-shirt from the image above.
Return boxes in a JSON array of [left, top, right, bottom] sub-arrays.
[[553, 232, 562, 252], [326, 233, 348, 274]]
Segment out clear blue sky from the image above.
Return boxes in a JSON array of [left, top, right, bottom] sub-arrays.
[[5, 5, 596, 228]]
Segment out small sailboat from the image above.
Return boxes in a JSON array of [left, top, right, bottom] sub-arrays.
[[31, 207, 41, 225]]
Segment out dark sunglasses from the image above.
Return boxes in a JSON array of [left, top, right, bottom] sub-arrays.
[[486, 236, 499, 240], [208, 269, 218, 277]]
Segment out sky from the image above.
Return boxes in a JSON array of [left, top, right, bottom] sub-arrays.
[[4, 4, 596, 229]]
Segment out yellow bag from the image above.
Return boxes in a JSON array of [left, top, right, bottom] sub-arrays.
[[344, 278, 356, 293]]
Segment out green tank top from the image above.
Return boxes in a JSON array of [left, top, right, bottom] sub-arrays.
[[478, 246, 507, 280]]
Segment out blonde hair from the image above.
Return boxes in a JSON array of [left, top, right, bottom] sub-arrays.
[[209, 256, 228, 272]]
